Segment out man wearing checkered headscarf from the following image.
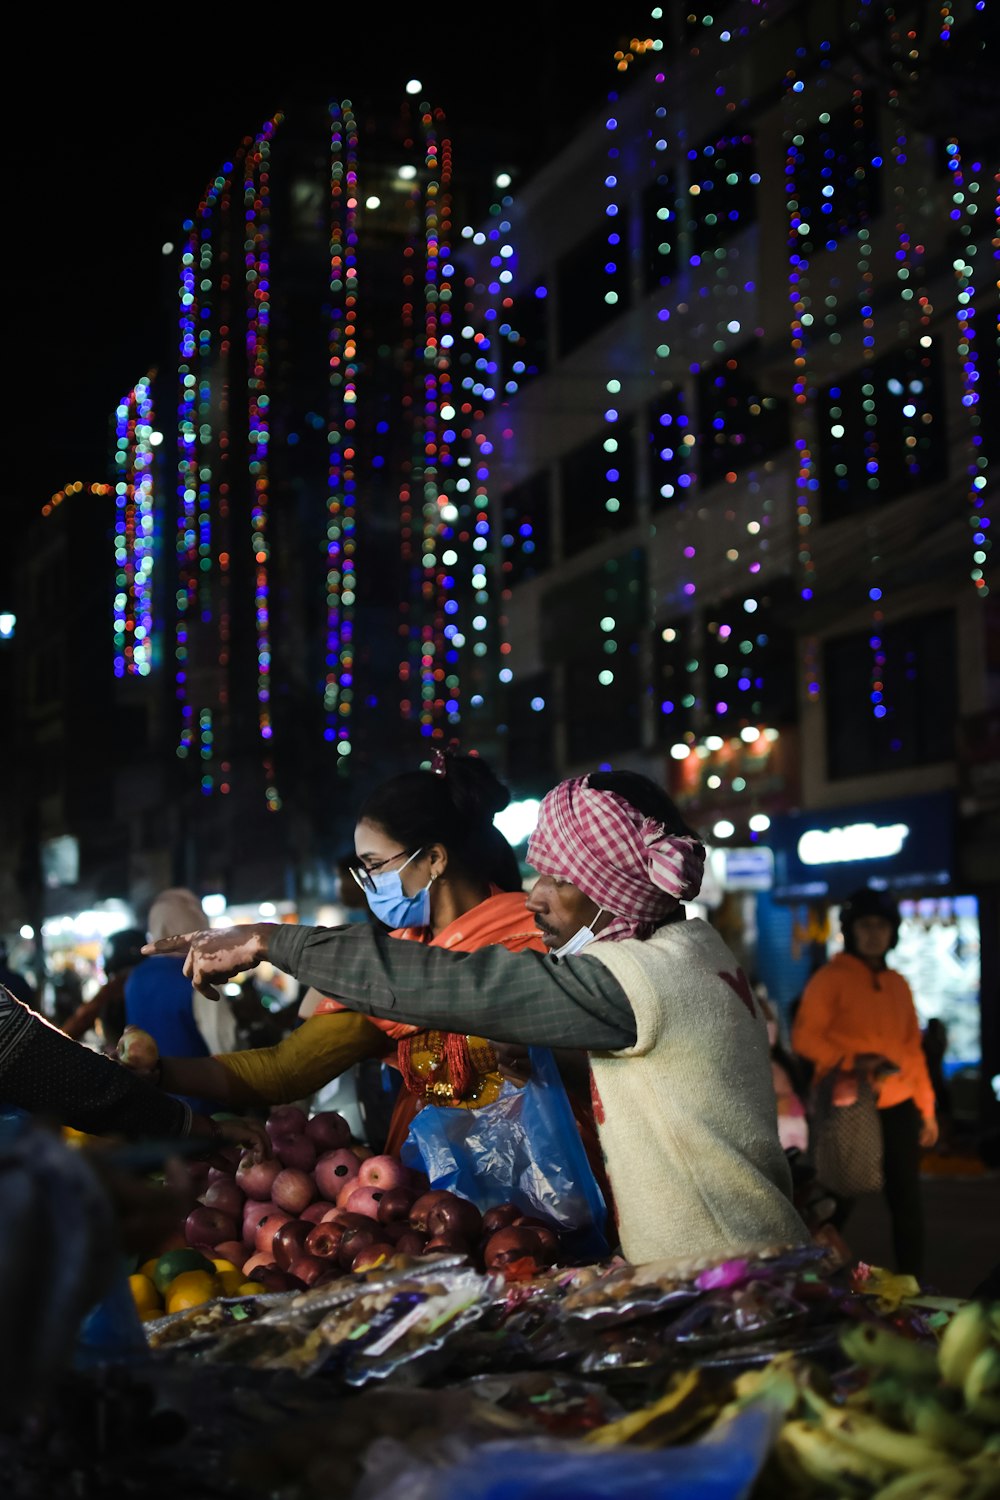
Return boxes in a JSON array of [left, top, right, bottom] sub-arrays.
[[527, 774, 706, 942]]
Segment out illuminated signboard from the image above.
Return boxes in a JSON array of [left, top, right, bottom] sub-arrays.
[[768, 793, 954, 900]]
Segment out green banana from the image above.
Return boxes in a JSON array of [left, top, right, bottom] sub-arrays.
[[802, 1386, 956, 1473], [862, 1373, 911, 1427], [902, 1389, 985, 1456], [964, 1346, 1000, 1424], [870, 1465, 981, 1500], [938, 1301, 996, 1389], [723, 1353, 805, 1420], [840, 1320, 940, 1382], [960, 1455, 1000, 1500], [776, 1417, 893, 1494]]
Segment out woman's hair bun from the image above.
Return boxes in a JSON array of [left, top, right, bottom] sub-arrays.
[[441, 750, 510, 822]]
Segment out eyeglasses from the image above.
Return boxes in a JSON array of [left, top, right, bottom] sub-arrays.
[[348, 848, 420, 894]]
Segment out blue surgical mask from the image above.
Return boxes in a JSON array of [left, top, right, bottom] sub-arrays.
[[365, 848, 433, 929], [551, 906, 605, 960]]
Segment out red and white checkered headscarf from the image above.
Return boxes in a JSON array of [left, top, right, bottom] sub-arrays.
[[527, 776, 706, 941]]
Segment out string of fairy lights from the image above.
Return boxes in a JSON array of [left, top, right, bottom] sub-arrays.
[[477, 200, 516, 703], [601, 104, 624, 692], [86, 2, 991, 822], [176, 159, 230, 791], [172, 120, 283, 803], [112, 374, 156, 678], [324, 101, 360, 771], [245, 120, 280, 810]]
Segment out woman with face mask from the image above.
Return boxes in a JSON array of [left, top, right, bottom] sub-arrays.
[[117, 752, 561, 1156], [309, 749, 550, 1149]]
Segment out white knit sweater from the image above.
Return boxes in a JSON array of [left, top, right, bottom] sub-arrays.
[[585, 917, 807, 1267]]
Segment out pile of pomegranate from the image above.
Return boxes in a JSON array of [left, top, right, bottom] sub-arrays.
[[182, 1105, 564, 1292]]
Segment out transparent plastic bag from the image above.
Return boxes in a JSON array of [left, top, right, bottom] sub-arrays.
[[401, 1047, 607, 1259]]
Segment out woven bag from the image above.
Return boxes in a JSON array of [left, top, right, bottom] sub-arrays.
[[810, 1068, 884, 1196]]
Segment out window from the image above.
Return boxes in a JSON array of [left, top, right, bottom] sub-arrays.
[[499, 280, 549, 390], [696, 346, 790, 489], [687, 130, 758, 256], [556, 220, 630, 359], [824, 610, 956, 779], [560, 421, 636, 559], [818, 339, 948, 519], [701, 579, 798, 736], [653, 616, 695, 742], [501, 471, 552, 586], [541, 549, 646, 759], [648, 386, 695, 512], [503, 671, 555, 788], [789, 94, 882, 253], [642, 172, 678, 293]]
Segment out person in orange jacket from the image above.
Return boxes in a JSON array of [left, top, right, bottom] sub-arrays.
[[792, 887, 937, 1278]]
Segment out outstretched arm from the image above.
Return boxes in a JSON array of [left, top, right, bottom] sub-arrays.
[[145, 923, 637, 1051]]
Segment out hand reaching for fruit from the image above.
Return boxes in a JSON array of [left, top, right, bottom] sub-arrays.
[[142, 924, 269, 1001], [203, 1114, 271, 1164], [116, 1024, 160, 1078]]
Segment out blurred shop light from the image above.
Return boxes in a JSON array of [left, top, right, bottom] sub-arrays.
[[799, 821, 909, 865], [203, 893, 227, 917], [494, 798, 541, 847], [19, 925, 34, 940], [749, 813, 771, 832], [259, 902, 277, 917], [712, 820, 736, 839], [670, 743, 691, 759], [42, 903, 133, 941]]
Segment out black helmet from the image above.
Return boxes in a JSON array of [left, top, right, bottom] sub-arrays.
[[103, 927, 147, 976], [839, 888, 900, 952]]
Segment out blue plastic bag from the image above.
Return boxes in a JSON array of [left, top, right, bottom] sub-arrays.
[[401, 1046, 607, 1259], [437, 1403, 780, 1500]]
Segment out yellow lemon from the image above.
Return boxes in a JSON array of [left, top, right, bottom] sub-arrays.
[[128, 1273, 162, 1315], [216, 1269, 245, 1296], [237, 1281, 267, 1296], [139, 1257, 160, 1282], [165, 1270, 219, 1314], [210, 1257, 240, 1275]]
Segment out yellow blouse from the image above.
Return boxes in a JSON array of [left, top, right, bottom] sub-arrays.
[[215, 1010, 385, 1105]]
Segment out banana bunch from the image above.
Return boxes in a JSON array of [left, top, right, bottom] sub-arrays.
[[754, 1301, 1000, 1498]]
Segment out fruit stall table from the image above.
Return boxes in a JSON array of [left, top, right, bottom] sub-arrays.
[[6, 1107, 999, 1499], [10, 1233, 1000, 1500]]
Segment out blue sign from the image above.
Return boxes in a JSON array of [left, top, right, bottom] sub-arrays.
[[767, 791, 955, 901], [722, 847, 774, 890]]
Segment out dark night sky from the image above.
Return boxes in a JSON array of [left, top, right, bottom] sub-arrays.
[[7, 11, 635, 555]]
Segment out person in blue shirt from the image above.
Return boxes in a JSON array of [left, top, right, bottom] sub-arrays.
[[125, 888, 239, 1115]]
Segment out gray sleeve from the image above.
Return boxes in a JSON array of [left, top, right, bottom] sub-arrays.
[[266, 924, 636, 1050]]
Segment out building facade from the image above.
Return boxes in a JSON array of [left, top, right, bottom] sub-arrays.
[[459, 1, 998, 1122]]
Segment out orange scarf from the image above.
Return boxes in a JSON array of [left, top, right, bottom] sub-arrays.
[[313, 889, 545, 1103]]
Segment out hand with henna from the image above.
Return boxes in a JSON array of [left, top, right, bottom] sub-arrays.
[[142, 924, 271, 1002]]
